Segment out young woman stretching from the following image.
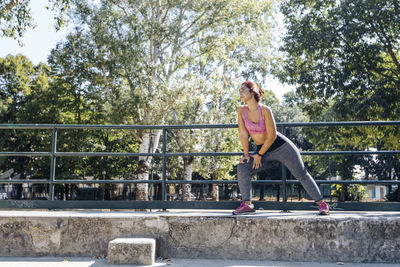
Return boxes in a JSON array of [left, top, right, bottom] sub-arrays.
[[233, 81, 329, 215]]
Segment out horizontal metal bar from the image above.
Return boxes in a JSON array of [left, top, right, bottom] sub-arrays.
[[0, 180, 164, 184], [291, 180, 400, 185], [0, 152, 52, 157], [168, 151, 400, 157], [0, 179, 398, 185], [0, 121, 399, 130], [165, 124, 237, 129], [301, 151, 400, 155], [2, 150, 399, 158], [55, 152, 160, 157], [0, 124, 238, 130], [165, 180, 239, 184], [0, 179, 51, 184], [166, 152, 243, 157], [167, 180, 400, 185], [0, 200, 399, 211], [276, 121, 400, 127], [0, 124, 165, 130], [53, 180, 163, 184]]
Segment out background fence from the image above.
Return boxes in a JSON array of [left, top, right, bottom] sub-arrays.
[[0, 122, 399, 211]]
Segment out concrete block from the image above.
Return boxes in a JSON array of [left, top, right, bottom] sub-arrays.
[[107, 237, 155, 265]]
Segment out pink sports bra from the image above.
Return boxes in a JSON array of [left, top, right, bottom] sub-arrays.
[[243, 105, 266, 134]]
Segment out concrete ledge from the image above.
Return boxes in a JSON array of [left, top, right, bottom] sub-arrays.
[[108, 237, 155, 265], [0, 210, 399, 263]]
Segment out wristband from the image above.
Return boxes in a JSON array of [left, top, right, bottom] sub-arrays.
[[257, 152, 264, 157]]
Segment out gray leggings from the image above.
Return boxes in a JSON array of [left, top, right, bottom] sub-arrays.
[[237, 135, 323, 202]]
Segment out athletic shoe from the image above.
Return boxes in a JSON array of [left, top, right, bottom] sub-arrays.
[[318, 201, 329, 215], [232, 202, 255, 215]]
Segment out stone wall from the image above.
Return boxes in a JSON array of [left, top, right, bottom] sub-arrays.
[[0, 211, 399, 263]]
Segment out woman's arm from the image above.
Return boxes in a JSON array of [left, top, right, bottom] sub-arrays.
[[237, 107, 250, 156], [257, 106, 277, 155]]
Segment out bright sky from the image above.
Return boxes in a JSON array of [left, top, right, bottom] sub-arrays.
[[0, 1, 69, 65], [0, 1, 294, 101]]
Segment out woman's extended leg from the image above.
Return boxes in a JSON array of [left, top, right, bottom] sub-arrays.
[[268, 139, 329, 215], [269, 141, 323, 201]]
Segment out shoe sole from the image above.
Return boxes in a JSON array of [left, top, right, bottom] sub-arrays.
[[232, 209, 256, 215], [318, 211, 329, 215]]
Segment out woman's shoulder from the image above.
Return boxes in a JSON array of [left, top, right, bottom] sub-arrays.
[[259, 104, 272, 113], [237, 105, 246, 113]]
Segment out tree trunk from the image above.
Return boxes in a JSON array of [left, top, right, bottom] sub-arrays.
[[339, 185, 347, 202], [182, 156, 194, 201], [298, 186, 302, 201], [136, 130, 161, 201], [276, 185, 280, 202], [211, 173, 219, 201]]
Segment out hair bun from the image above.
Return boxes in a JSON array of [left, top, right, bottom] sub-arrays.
[[258, 87, 264, 96]]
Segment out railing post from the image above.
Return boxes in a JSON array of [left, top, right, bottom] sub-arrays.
[[162, 127, 167, 208], [280, 125, 288, 209], [49, 127, 57, 201]]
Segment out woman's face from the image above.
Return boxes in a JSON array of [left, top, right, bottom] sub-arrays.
[[239, 85, 252, 102]]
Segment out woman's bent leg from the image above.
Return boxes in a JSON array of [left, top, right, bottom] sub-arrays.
[[237, 156, 271, 202], [237, 158, 255, 202]]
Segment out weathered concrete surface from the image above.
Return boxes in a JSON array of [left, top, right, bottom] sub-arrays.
[[0, 257, 400, 267], [108, 237, 155, 265], [0, 210, 399, 263]]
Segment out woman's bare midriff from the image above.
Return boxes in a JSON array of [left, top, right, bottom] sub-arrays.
[[249, 133, 268, 146]]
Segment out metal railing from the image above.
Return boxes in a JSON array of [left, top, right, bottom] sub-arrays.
[[0, 121, 399, 211]]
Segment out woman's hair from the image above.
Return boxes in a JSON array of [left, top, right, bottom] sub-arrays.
[[241, 81, 264, 103]]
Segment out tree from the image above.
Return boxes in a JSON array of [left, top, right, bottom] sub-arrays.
[[0, 55, 57, 197], [66, 0, 275, 201], [195, 78, 240, 201], [279, 0, 400, 122], [47, 31, 141, 200], [168, 92, 205, 201], [278, 0, 400, 196], [0, 0, 72, 41]]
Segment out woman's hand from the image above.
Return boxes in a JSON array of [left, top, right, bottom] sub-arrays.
[[239, 155, 250, 164], [251, 154, 262, 169]]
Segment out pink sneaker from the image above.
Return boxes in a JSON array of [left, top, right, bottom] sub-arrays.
[[318, 201, 329, 215], [232, 202, 255, 215]]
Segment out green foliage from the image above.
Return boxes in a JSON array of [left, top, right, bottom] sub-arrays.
[[0, 0, 72, 42], [47, 32, 108, 124], [331, 183, 368, 201], [61, 0, 275, 188], [0, 55, 140, 187], [279, 0, 400, 121], [0, 1, 277, 199], [7, 0, 397, 202], [278, 1, 400, 186], [0, 55, 54, 178], [386, 187, 400, 202], [0, 0, 33, 40], [65, 0, 275, 126]]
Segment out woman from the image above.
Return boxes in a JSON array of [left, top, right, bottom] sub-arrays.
[[233, 81, 329, 215]]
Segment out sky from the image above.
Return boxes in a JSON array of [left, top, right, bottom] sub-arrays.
[[0, 1, 69, 65], [0, 1, 294, 101]]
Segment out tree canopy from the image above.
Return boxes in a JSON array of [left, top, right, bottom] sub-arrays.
[[0, 0, 71, 41], [279, 0, 400, 121]]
